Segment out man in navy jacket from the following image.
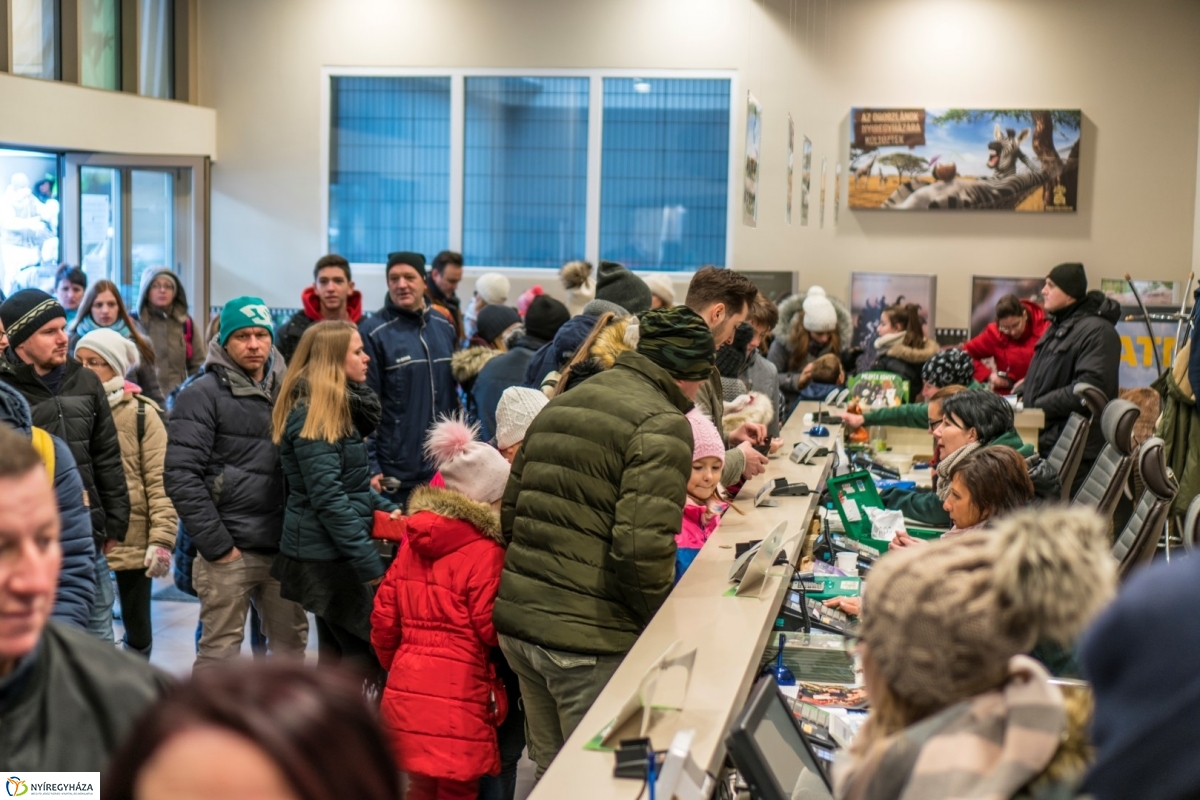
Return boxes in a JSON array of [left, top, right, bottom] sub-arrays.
[[360, 252, 460, 509]]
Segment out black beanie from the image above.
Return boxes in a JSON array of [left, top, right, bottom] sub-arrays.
[[0, 289, 66, 351], [525, 295, 570, 342], [386, 251, 427, 281], [476, 304, 521, 345], [1048, 262, 1088, 301], [595, 261, 652, 315]]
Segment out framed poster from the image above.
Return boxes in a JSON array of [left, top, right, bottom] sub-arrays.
[[969, 276, 1044, 338], [743, 93, 763, 227], [834, 162, 842, 226], [849, 272, 938, 368], [786, 114, 795, 225], [819, 158, 828, 229], [848, 108, 1081, 212], [800, 136, 812, 226], [1101, 279, 1181, 307]]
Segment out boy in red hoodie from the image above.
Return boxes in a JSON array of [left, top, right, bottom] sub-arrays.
[[371, 414, 512, 800]]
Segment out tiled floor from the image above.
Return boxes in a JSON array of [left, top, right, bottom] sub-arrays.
[[112, 577, 536, 798]]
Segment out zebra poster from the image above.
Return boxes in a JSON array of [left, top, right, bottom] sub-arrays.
[[848, 108, 1081, 211]]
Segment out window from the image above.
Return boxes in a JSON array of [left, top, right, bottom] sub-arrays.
[[11, 0, 59, 80], [325, 71, 732, 271], [464, 77, 589, 268], [138, 0, 173, 98], [81, 0, 121, 90], [0, 149, 60, 295], [328, 76, 452, 264], [600, 78, 730, 272]]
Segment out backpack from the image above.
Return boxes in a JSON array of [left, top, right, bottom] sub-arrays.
[[30, 427, 54, 484], [183, 316, 194, 362]]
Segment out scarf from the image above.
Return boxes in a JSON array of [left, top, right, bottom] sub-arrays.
[[834, 656, 1065, 800], [102, 375, 126, 408], [935, 440, 981, 501], [347, 381, 382, 438], [73, 315, 131, 339], [873, 330, 905, 354]]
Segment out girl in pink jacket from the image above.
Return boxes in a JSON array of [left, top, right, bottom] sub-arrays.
[[675, 409, 728, 581]]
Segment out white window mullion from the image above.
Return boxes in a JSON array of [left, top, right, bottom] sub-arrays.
[[449, 73, 465, 252], [584, 74, 604, 267]]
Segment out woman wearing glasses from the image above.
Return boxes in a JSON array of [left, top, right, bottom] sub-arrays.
[[68, 279, 164, 404], [963, 293, 1050, 393], [134, 267, 205, 402]]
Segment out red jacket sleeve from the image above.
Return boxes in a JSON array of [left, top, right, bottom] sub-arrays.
[[464, 543, 505, 650], [370, 562, 404, 670], [963, 327, 1000, 381]]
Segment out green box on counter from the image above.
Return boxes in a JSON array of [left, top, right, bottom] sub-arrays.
[[808, 575, 862, 600], [826, 470, 944, 553]]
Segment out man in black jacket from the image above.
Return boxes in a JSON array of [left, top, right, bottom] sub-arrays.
[[0, 289, 129, 640], [165, 296, 308, 669], [0, 424, 166, 770], [1020, 262, 1121, 492]]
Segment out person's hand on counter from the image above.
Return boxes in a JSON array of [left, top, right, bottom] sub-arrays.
[[889, 531, 927, 549], [768, 437, 784, 454], [824, 596, 860, 616], [839, 412, 865, 430], [729, 421, 768, 448], [737, 441, 769, 478]]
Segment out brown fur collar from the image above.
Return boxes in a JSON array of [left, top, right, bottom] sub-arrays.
[[406, 485, 504, 545], [886, 338, 940, 364], [589, 317, 636, 369], [451, 346, 501, 383]]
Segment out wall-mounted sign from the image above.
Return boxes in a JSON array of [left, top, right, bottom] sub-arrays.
[[849, 108, 1081, 213]]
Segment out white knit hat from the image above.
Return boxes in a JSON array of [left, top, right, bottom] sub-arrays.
[[802, 286, 837, 333], [495, 386, 548, 451], [75, 328, 138, 377], [425, 414, 512, 505], [644, 274, 676, 307], [474, 272, 510, 306]]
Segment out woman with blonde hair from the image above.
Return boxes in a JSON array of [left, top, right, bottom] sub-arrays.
[[69, 278, 163, 403], [269, 320, 401, 678]]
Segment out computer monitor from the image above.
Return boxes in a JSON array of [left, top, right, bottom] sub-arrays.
[[726, 675, 836, 800]]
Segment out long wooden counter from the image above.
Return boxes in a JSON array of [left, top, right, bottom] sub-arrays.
[[528, 410, 833, 799]]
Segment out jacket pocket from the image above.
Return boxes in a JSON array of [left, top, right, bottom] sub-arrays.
[[539, 646, 597, 670], [209, 467, 226, 507]]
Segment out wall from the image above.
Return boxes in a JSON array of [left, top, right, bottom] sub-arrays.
[[197, 0, 1200, 328], [0, 73, 217, 157]]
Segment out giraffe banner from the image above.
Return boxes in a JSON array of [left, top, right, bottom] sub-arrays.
[[848, 108, 1081, 212]]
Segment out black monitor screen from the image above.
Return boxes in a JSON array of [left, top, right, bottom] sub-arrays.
[[728, 676, 835, 800]]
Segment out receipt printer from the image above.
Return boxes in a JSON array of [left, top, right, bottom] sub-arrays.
[[771, 477, 810, 497]]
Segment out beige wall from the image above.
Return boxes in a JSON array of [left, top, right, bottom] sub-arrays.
[[0, 73, 216, 157], [197, 0, 1200, 327]]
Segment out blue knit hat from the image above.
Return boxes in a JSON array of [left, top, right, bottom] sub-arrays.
[[218, 297, 274, 346]]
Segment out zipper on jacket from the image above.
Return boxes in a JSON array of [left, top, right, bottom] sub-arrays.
[[419, 314, 436, 412]]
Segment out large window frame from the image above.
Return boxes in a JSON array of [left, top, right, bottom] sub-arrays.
[[320, 67, 739, 276]]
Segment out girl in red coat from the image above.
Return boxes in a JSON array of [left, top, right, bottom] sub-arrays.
[[371, 415, 513, 800]]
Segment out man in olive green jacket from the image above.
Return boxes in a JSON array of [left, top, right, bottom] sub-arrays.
[[494, 306, 715, 778]]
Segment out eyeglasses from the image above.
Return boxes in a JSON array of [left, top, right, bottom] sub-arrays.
[[149, 280, 175, 292], [927, 417, 944, 432], [77, 358, 111, 370], [997, 322, 1024, 335]]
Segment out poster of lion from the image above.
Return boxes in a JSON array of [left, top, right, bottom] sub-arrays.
[[848, 108, 1081, 212]]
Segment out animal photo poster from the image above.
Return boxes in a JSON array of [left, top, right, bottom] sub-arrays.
[[743, 93, 763, 226], [849, 272, 937, 368], [970, 276, 1044, 338], [819, 158, 828, 228], [848, 108, 1081, 211], [800, 136, 812, 225], [834, 162, 841, 225], [786, 114, 795, 225]]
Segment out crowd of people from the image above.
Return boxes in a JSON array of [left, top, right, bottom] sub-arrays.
[[0, 252, 1191, 800]]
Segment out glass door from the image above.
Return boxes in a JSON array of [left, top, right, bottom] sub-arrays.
[[63, 154, 207, 316]]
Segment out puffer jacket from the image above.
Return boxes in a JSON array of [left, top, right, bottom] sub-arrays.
[[278, 381, 394, 582], [0, 353, 130, 544], [495, 350, 693, 655], [359, 297, 460, 492], [134, 267, 204, 400], [0, 383, 94, 629], [522, 313, 597, 390], [964, 299, 1050, 386], [0, 621, 169, 771], [452, 345, 501, 427], [1153, 339, 1200, 517], [371, 486, 507, 782], [1022, 291, 1121, 461], [106, 390, 177, 573], [164, 339, 287, 562], [880, 430, 1036, 526], [870, 333, 940, 399]]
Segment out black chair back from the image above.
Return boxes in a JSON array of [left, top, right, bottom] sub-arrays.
[[1072, 399, 1140, 519], [1045, 412, 1089, 502], [1112, 437, 1177, 579]]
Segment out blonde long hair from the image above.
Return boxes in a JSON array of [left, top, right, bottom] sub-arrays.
[[272, 321, 356, 444]]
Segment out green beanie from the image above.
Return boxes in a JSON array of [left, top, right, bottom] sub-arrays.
[[219, 297, 275, 346], [636, 306, 715, 382]]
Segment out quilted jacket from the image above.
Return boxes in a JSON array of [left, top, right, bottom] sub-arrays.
[[106, 390, 178, 572], [495, 350, 693, 655], [371, 486, 507, 782], [278, 381, 394, 582]]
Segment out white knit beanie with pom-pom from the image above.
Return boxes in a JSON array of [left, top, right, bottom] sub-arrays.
[[424, 414, 512, 505]]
